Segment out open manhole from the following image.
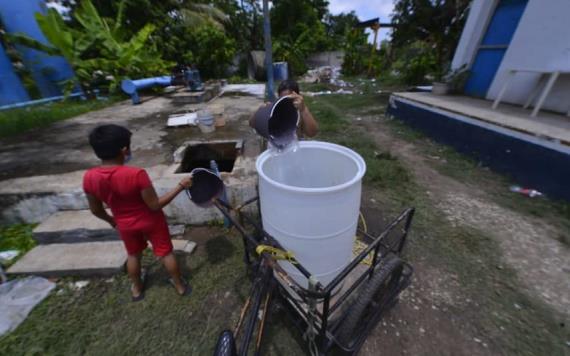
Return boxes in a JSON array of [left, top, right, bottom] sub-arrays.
[[176, 141, 241, 173]]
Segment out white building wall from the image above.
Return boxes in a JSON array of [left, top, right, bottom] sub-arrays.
[[451, 0, 496, 70], [452, 0, 570, 114], [487, 0, 570, 114]]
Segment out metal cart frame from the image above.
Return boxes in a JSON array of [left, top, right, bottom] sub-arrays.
[[212, 197, 415, 356]]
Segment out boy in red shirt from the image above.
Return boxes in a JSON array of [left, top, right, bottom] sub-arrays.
[[83, 124, 192, 301]]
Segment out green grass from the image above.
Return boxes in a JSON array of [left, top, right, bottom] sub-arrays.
[[0, 98, 119, 138], [0, 231, 247, 355], [0, 224, 36, 266], [0, 228, 306, 356]]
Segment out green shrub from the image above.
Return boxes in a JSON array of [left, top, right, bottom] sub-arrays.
[[187, 24, 236, 79], [391, 41, 438, 85]]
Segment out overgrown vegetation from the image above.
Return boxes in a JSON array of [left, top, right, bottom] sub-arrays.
[[271, 0, 349, 75], [343, 0, 471, 85], [1, 0, 472, 98], [10, 0, 175, 95]]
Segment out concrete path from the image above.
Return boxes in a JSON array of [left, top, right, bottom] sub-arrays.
[[7, 241, 126, 277]]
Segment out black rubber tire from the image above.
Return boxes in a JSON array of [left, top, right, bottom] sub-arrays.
[[213, 330, 237, 356], [336, 254, 404, 347]]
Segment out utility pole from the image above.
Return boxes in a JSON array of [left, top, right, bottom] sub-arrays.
[[262, 0, 275, 101]]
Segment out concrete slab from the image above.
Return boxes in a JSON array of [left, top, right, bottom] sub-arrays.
[[33, 210, 118, 244], [393, 92, 570, 146], [7, 241, 127, 277], [170, 84, 221, 105], [0, 91, 264, 225]]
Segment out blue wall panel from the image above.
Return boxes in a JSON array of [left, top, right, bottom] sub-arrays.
[[0, 43, 30, 105], [464, 49, 506, 98], [465, 0, 528, 97], [0, 0, 75, 98]]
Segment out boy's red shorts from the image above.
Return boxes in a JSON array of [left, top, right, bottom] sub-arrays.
[[118, 218, 173, 257]]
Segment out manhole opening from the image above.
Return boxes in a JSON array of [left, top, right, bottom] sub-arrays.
[[176, 142, 240, 173]]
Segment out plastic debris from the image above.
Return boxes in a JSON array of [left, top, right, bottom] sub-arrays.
[[299, 66, 350, 87], [305, 88, 354, 97], [0, 276, 56, 336], [510, 186, 543, 198], [74, 281, 90, 290], [221, 84, 265, 97], [167, 112, 198, 127], [0, 250, 19, 263]]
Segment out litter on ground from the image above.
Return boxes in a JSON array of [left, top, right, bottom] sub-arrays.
[[0, 276, 55, 336], [167, 112, 198, 127], [0, 250, 19, 263], [221, 84, 265, 98], [305, 88, 354, 96]]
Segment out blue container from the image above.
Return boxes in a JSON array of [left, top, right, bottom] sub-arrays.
[[0, 0, 76, 98], [0, 43, 30, 106], [273, 62, 289, 81]]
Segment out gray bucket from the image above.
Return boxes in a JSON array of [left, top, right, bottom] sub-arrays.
[[252, 95, 299, 149], [187, 168, 225, 207]]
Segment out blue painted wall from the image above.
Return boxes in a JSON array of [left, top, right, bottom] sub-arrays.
[[0, 43, 30, 106], [464, 0, 528, 97], [387, 97, 570, 202], [0, 0, 75, 98]]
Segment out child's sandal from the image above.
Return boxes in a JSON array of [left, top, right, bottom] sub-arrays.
[[169, 278, 192, 297], [131, 270, 147, 302]]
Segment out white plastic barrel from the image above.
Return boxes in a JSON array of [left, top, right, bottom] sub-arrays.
[[256, 141, 366, 288]]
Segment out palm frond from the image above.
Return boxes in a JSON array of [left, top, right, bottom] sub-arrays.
[[180, 3, 228, 30]]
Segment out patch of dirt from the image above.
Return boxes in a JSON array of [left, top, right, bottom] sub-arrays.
[[362, 262, 494, 356], [358, 115, 570, 319], [359, 192, 498, 355]]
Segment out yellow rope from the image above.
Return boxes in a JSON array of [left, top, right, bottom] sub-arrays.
[[359, 211, 368, 234], [255, 245, 297, 263], [353, 238, 373, 266]]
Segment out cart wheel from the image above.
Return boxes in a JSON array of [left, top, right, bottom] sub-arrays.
[[213, 330, 237, 356], [336, 254, 404, 347]]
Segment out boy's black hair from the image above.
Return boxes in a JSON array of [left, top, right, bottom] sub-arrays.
[[277, 79, 300, 95], [88, 124, 132, 160]]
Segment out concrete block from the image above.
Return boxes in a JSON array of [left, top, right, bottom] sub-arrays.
[[2, 190, 88, 224], [7, 241, 127, 277], [172, 240, 197, 254], [33, 210, 119, 244]]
